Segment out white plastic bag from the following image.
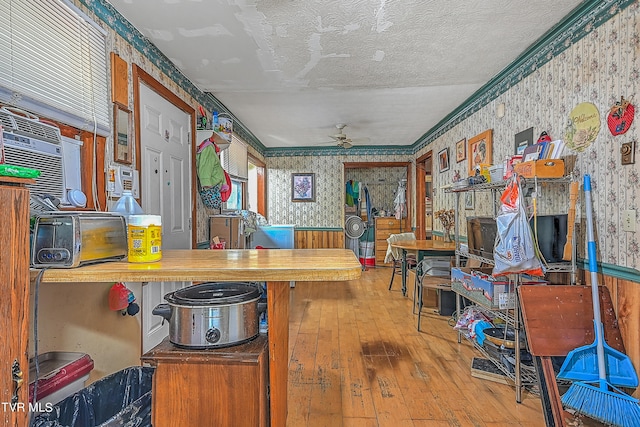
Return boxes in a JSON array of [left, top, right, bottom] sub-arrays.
[[492, 177, 544, 277]]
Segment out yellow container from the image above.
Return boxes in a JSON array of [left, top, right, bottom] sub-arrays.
[[127, 215, 162, 262], [479, 163, 491, 182]]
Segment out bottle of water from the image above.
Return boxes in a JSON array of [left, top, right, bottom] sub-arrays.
[[110, 190, 143, 224]]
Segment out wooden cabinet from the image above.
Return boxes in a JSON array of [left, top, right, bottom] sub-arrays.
[[141, 335, 269, 427], [0, 178, 32, 427], [374, 217, 408, 265]]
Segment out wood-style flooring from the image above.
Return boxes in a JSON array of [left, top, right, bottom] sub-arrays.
[[286, 266, 546, 427]]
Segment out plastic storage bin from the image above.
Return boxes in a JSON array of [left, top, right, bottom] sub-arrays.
[[33, 366, 154, 427], [29, 352, 94, 405], [251, 224, 295, 249]]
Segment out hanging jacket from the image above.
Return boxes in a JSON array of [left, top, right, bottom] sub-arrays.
[[346, 180, 354, 206], [196, 138, 224, 188]]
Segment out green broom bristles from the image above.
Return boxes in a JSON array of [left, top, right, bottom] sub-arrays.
[[562, 380, 640, 427]]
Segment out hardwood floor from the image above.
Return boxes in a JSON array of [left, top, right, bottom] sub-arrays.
[[287, 266, 546, 427]]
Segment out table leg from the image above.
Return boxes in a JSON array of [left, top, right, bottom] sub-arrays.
[[401, 249, 407, 296], [267, 281, 291, 427]]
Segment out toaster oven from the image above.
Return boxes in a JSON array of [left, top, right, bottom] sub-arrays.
[[31, 212, 128, 268]]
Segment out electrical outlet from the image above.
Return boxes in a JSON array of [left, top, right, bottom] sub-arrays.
[[622, 209, 636, 232]]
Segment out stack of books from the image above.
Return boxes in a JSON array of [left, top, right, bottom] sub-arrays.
[[522, 140, 566, 162]]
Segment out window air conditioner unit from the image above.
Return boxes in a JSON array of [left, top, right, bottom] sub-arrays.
[[0, 108, 66, 202]]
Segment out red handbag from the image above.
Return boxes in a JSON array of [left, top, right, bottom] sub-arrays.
[[220, 170, 232, 202]]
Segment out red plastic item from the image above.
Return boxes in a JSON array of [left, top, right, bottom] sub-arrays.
[[359, 257, 375, 267], [109, 282, 130, 311], [220, 171, 232, 202], [29, 353, 94, 403]]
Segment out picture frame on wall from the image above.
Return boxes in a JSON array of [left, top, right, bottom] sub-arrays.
[[514, 127, 534, 155], [465, 191, 475, 210], [455, 138, 466, 162], [291, 173, 316, 202], [113, 104, 132, 165], [438, 147, 450, 172], [468, 129, 493, 176]]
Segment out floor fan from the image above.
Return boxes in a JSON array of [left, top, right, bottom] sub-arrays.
[[345, 215, 367, 270]]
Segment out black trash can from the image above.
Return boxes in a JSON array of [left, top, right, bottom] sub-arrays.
[[33, 366, 154, 427]]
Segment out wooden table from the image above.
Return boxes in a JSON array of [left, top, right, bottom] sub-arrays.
[[390, 240, 456, 296], [35, 248, 362, 427]]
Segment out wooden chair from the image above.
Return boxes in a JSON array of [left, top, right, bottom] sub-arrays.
[[385, 232, 417, 291]]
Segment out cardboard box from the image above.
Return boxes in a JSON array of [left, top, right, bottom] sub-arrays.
[[513, 159, 564, 178], [451, 267, 514, 309]]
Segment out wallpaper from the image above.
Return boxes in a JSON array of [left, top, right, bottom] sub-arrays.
[[267, 154, 411, 227], [345, 167, 408, 216], [418, 3, 640, 271], [76, 0, 640, 271]]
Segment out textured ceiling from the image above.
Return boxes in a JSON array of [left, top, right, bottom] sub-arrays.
[[107, 0, 583, 148]]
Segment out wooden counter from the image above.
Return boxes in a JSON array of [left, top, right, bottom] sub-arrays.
[[34, 249, 361, 427]]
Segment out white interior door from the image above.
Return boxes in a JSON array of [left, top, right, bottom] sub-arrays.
[[138, 82, 192, 353]]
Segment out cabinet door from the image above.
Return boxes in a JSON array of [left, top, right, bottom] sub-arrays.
[[0, 184, 30, 426]]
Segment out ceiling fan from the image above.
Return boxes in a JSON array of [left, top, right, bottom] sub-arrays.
[[325, 124, 369, 148]]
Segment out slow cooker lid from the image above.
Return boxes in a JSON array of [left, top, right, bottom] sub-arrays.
[[166, 282, 261, 305]]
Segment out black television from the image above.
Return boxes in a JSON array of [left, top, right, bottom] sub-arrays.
[[531, 214, 567, 263], [466, 217, 497, 260], [466, 214, 568, 263]]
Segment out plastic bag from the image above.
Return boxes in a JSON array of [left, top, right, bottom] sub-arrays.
[[492, 176, 544, 277], [0, 163, 41, 178], [33, 366, 154, 427], [199, 183, 222, 209]]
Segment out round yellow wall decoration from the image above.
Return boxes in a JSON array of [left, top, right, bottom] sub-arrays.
[[565, 102, 600, 152]]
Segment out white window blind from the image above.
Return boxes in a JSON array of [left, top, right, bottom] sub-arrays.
[[221, 134, 248, 180], [0, 0, 110, 135]]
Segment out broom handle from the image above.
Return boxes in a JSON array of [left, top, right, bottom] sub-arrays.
[[562, 181, 579, 261], [584, 174, 607, 382]]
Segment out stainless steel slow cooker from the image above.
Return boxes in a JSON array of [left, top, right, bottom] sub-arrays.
[[152, 282, 265, 348]]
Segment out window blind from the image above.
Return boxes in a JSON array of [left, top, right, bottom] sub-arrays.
[[221, 134, 248, 180], [0, 0, 110, 135]]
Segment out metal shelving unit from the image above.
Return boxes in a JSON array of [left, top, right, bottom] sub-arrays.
[[447, 176, 575, 403]]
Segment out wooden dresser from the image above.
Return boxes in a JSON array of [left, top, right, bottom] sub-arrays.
[[141, 335, 269, 427], [374, 217, 408, 265]]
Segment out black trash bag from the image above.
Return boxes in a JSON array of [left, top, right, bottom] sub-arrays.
[[33, 366, 154, 427]]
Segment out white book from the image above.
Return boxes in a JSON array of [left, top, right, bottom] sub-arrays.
[[550, 140, 565, 158]]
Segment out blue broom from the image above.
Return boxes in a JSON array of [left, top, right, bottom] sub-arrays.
[[561, 175, 640, 427]]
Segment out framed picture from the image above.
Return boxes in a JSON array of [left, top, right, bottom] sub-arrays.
[[291, 173, 316, 202], [455, 138, 466, 162], [438, 147, 450, 172], [468, 129, 493, 176], [114, 104, 132, 165], [465, 191, 475, 210], [514, 127, 534, 155]]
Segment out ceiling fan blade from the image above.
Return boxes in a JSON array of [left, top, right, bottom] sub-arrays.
[[349, 137, 370, 144], [342, 141, 353, 149]]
